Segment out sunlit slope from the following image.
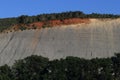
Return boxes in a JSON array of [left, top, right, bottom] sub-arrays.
[[0, 19, 120, 66]]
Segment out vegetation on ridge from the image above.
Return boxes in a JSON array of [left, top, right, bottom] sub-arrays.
[[0, 53, 120, 80], [0, 11, 120, 32]]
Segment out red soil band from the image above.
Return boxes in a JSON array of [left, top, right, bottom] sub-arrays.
[[11, 18, 90, 31]]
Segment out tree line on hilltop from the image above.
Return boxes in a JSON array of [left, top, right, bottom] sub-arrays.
[[0, 11, 120, 32]]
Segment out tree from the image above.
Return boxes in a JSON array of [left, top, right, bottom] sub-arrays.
[[112, 53, 120, 80], [45, 59, 67, 80], [0, 64, 13, 80], [17, 15, 29, 24], [12, 55, 49, 80]]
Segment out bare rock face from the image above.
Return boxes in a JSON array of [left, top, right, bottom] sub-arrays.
[[0, 19, 120, 66]]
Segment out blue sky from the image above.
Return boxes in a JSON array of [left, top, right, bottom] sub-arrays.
[[0, 0, 120, 18]]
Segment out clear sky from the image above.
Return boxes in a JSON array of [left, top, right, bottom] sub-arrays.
[[0, 0, 120, 18]]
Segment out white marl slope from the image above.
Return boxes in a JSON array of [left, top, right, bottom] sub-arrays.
[[0, 19, 120, 66]]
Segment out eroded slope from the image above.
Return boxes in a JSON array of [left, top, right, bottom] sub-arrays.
[[0, 19, 120, 66]]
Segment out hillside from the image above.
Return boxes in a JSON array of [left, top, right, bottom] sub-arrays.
[[0, 11, 120, 33], [0, 17, 120, 66]]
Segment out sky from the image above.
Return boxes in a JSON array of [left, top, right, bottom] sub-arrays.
[[0, 0, 120, 18]]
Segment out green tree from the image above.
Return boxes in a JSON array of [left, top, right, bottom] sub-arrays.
[[45, 59, 67, 80], [12, 55, 49, 80], [0, 64, 13, 80], [112, 53, 120, 80]]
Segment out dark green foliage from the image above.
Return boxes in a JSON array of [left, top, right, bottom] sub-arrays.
[[87, 13, 120, 18], [112, 53, 120, 79], [64, 57, 86, 80], [42, 25, 51, 28], [17, 15, 29, 24], [0, 11, 120, 32], [45, 59, 67, 80], [0, 65, 13, 80], [12, 55, 49, 80], [0, 18, 17, 32], [19, 26, 26, 31], [1, 53, 120, 80]]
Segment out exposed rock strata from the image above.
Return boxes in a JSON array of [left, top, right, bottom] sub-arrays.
[[0, 19, 120, 66]]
